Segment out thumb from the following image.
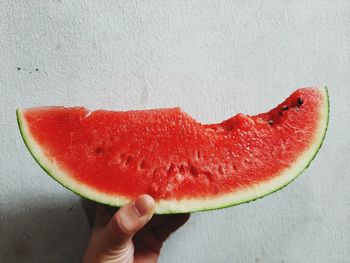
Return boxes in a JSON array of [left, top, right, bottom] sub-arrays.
[[103, 195, 155, 251]]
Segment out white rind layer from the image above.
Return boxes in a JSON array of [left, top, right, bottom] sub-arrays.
[[17, 87, 329, 214]]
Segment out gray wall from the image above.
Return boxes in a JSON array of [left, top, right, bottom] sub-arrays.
[[1, 1, 349, 262]]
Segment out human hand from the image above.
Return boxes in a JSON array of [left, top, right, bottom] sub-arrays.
[[82, 195, 190, 263]]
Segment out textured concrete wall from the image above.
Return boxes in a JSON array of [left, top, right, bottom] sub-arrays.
[[1, 1, 350, 262]]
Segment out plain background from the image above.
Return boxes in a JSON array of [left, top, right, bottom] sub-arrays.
[[1, 1, 349, 262]]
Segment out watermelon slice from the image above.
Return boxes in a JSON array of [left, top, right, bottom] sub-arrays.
[[17, 87, 329, 214]]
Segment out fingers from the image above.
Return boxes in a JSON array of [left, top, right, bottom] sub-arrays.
[[103, 195, 155, 250], [152, 214, 190, 242]]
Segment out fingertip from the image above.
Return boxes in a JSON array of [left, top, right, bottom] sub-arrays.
[[106, 195, 155, 240], [134, 194, 155, 218]]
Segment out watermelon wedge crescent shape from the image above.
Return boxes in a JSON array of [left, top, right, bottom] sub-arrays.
[[17, 87, 329, 214]]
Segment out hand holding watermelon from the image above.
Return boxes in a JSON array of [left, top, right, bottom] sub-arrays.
[[83, 195, 190, 263]]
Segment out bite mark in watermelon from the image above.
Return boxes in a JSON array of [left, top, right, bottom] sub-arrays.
[[17, 87, 329, 214]]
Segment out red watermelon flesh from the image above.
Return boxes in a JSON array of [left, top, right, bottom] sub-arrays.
[[17, 87, 329, 213]]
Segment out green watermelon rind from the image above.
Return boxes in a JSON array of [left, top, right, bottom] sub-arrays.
[[17, 87, 329, 214]]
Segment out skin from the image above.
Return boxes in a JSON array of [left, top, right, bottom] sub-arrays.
[[82, 195, 190, 263]]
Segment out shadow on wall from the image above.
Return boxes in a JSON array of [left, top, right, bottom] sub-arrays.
[[0, 196, 91, 263]]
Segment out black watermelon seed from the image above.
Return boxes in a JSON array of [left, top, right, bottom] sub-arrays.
[[268, 119, 274, 125], [282, 105, 288, 110], [17, 67, 21, 71], [298, 97, 303, 106]]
